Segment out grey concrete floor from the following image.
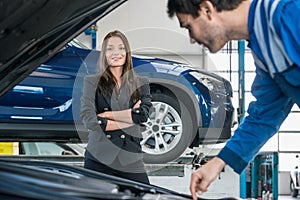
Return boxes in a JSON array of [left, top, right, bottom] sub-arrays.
[[279, 195, 299, 200]]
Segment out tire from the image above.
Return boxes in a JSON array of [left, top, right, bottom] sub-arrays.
[[291, 177, 299, 197], [141, 93, 194, 164]]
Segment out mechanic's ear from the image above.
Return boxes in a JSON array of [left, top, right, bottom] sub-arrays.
[[199, 0, 214, 20]]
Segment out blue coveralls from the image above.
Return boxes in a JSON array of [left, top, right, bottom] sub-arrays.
[[218, 0, 300, 173]]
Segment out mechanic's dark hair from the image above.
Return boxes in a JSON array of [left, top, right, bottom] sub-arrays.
[[167, 0, 244, 18], [98, 30, 141, 102]]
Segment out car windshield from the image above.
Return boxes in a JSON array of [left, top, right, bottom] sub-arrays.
[[69, 39, 90, 50]]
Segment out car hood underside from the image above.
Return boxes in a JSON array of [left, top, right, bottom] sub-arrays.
[[0, 0, 126, 97]]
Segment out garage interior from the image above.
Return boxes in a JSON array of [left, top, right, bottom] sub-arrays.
[[1, 0, 299, 199], [80, 1, 300, 198]]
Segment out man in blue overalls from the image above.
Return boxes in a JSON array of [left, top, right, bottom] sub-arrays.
[[167, 0, 300, 199]]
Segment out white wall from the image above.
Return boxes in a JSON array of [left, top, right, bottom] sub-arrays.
[[78, 0, 205, 68]]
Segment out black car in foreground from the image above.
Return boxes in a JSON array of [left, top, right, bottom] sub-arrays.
[[0, 0, 237, 199], [0, 158, 194, 200]]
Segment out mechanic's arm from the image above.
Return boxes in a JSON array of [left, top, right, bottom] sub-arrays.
[[190, 67, 293, 199], [219, 67, 293, 173]]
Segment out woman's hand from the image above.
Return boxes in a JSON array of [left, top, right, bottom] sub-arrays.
[[97, 111, 111, 119], [133, 100, 141, 108]]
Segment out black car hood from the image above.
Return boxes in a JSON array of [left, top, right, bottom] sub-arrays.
[[0, 0, 126, 97]]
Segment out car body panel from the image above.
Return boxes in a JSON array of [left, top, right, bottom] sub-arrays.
[[0, 44, 232, 141], [0, 43, 234, 145]]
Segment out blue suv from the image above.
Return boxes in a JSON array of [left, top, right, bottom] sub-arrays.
[[0, 40, 234, 164]]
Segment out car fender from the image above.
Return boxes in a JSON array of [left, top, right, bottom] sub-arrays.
[[141, 73, 202, 139]]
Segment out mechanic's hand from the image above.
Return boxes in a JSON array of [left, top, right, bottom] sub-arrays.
[[190, 157, 226, 200]]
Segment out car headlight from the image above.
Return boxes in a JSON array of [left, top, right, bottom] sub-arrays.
[[189, 71, 228, 95]]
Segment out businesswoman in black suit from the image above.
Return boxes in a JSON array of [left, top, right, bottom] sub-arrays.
[[80, 30, 152, 184]]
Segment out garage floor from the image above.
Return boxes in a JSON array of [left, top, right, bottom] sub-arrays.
[[278, 195, 298, 199]]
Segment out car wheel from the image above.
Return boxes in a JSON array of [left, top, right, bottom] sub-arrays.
[[291, 177, 299, 197], [141, 93, 194, 164]]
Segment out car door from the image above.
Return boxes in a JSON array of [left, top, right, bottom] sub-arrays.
[[0, 45, 92, 123]]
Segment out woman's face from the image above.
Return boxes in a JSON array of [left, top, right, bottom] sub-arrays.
[[105, 36, 126, 67]]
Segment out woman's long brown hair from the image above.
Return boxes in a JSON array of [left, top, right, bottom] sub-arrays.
[[98, 30, 141, 102]]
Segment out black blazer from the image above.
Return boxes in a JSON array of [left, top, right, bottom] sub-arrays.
[[80, 74, 152, 167]]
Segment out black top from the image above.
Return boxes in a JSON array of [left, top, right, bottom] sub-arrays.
[[80, 74, 152, 168]]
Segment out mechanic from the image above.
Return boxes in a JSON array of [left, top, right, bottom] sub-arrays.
[[167, 0, 300, 199], [80, 30, 152, 184]]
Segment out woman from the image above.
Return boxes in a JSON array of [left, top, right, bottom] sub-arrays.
[[80, 30, 152, 184]]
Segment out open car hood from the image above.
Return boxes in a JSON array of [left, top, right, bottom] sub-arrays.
[[0, 0, 126, 97]]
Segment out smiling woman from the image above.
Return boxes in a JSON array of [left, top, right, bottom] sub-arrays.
[[80, 30, 152, 184]]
